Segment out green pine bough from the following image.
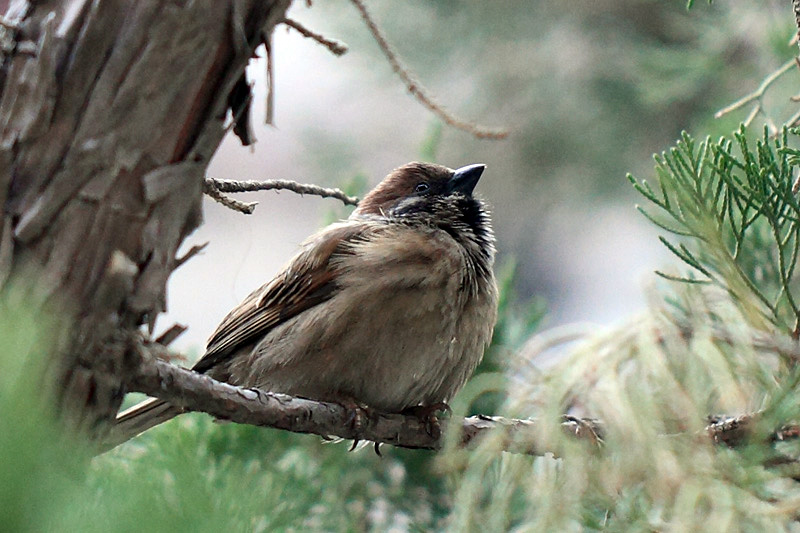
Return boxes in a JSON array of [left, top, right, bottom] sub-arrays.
[[629, 126, 800, 335]]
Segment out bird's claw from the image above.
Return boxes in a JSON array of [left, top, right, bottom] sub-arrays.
[[403, 402, 452, 439], [336, 396, 372, 449]]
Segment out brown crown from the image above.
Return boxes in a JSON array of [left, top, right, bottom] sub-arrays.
[[354, 162, 453, 217]]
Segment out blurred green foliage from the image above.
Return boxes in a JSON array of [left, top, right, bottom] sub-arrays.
[[0, 290, 91, 532]]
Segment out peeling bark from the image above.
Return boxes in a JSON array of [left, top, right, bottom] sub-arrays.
[[0, 0, 292, 437]]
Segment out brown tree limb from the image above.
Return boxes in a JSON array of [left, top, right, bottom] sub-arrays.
[[105, 342, 800, 457], [118, 355, 544, 453], [174, 243, 209, 270]]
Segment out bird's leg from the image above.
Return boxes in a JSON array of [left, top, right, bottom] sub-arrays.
[[330, 394, 386, 455], [402, 402, 452, 439], [330, 394, 373, 447]]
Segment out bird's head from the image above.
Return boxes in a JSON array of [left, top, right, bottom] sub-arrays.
[[352, 161, 494, 258]]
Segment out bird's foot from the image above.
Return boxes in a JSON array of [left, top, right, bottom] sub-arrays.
[[403, 402, 452, 439], [332, 394, 372, 449]]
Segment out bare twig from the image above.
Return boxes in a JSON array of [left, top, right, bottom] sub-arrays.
[[174, 242, 209, 269], [794, 0, 800, 49], [283, 17, 348, 56], [714, 58, 796, 120], [743, 104, 761, 128], [349, 0, 509, 140], [205, 177, 359, 206], [203, 179, 257, 214]]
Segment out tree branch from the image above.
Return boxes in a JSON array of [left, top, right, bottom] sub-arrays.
[[205, 177, 359, 207], [349, 0, 508, 140], [203, 179, 258, 214], [713, 58, 795, 127], [105, 341, 800, 457], [794, 0, 800, 48], [118, 354, 554, 453], [282, 17, 348, 56]]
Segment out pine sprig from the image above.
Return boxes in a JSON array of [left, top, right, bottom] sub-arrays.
[[630, 126, 800, 332]]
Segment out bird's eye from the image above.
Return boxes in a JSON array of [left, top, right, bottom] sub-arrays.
[[414, 182, 430, 193]]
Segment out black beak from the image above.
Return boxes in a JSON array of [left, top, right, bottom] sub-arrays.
[[448, 164, 486, 196]]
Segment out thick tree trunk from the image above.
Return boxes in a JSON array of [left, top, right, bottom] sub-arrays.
[[0, 0, 291, 437]]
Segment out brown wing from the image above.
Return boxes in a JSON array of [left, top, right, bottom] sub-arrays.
[[192, 222, 371, 374]]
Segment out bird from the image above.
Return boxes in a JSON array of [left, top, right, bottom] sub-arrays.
[[113, 161, 498, 445]]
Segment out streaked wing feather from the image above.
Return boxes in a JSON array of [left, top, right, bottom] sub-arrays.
[[192, 223, 369, 374]]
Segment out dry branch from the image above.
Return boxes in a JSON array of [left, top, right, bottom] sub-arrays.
[[713, 58, 796, 127], [106, 342, 800, 457], [349, 0, 508, 140], [283, 17, 348, 56], [795, 0, 800, 47], [205, 176, 359, 210], [204, 179, 258, 214], [117, 354, 548, 453], [174, 243, 209, 270], [715, 2, 800, 131]]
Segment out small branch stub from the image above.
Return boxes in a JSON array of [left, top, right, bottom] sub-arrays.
[[283, 17, 348, 56]]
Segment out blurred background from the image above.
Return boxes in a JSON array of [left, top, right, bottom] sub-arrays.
[[163, 0, 796, 356]]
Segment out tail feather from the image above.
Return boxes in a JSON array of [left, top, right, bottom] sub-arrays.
[[102, 398, 182, 451]]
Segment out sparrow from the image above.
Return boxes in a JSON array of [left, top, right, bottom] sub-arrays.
[[113, 162, 498, 443]]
